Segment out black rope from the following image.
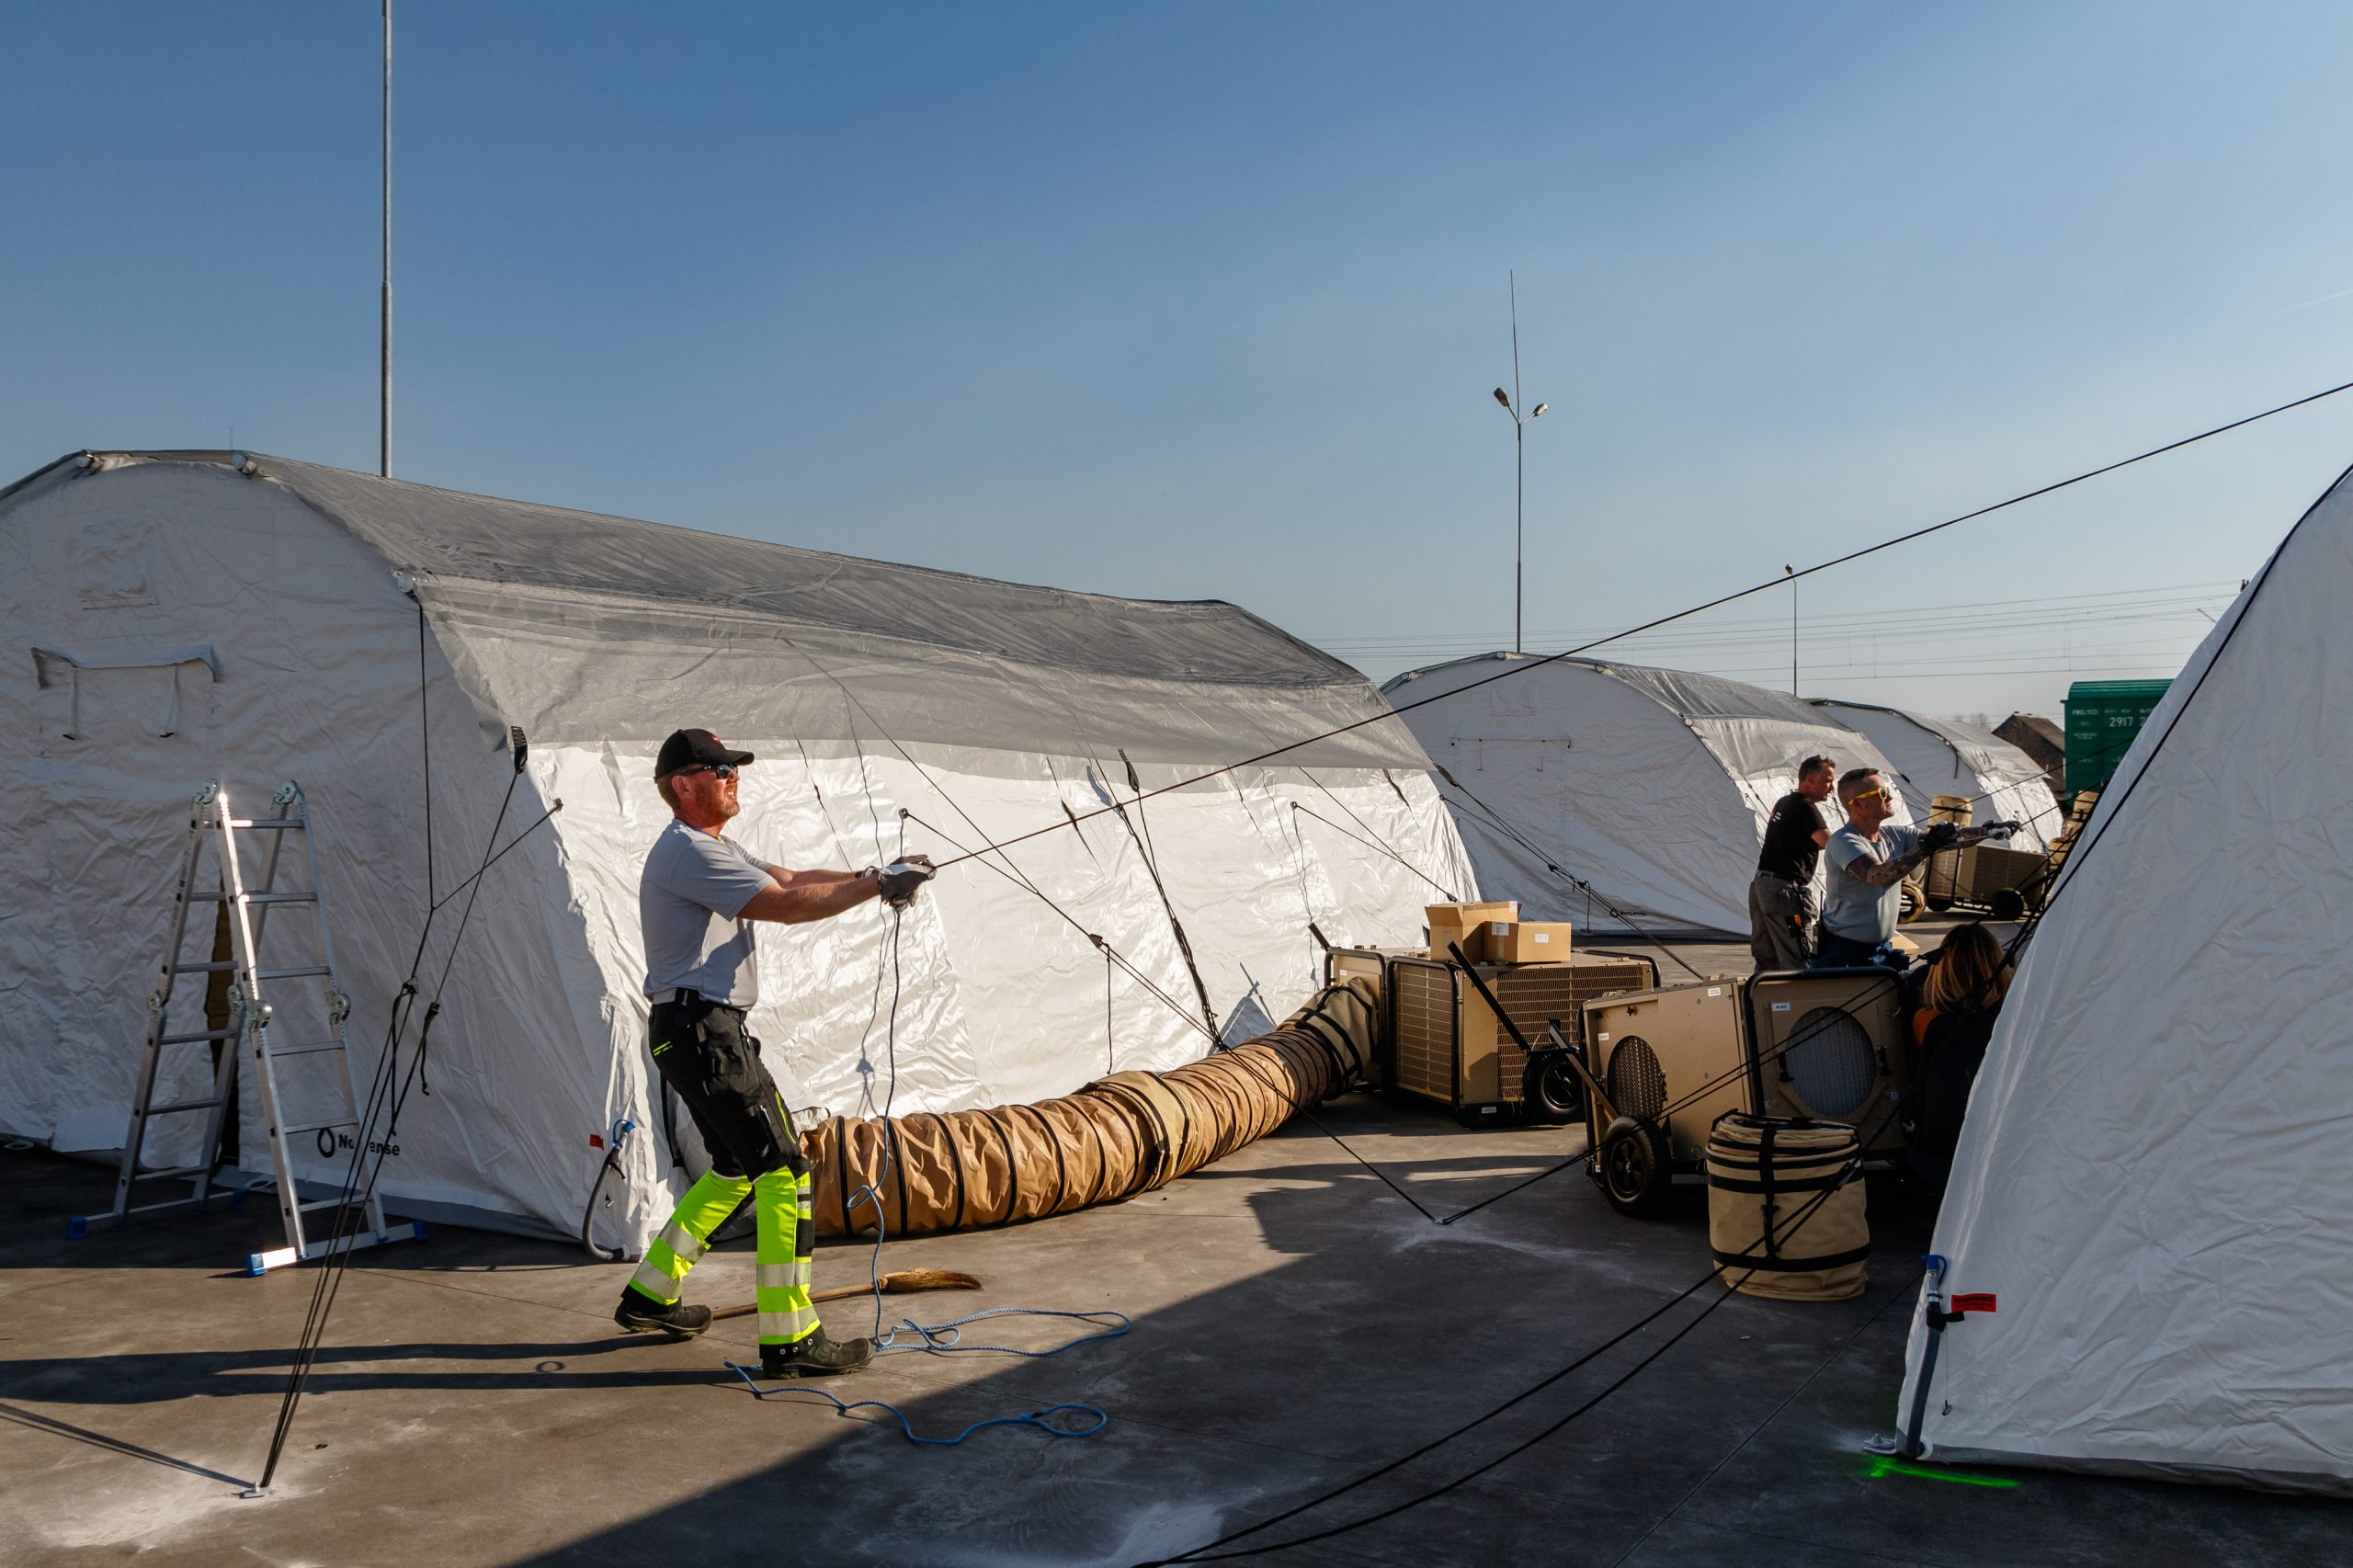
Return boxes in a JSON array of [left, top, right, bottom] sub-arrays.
[[1139, 1108, 1898, 1565], [416, 601, 433, 905], [1429, 766, 1705, 981], [904, 811, 1220, 1047], [1294, 766, 1459, 900], [1289, 802, 1458, 900], [1294, 1108, 1441, 1223], [256, 747, 555, 1491], [938, 379, 2353, 875], [1110, 750, 1221, 1043], [1999, 472, 2310, 963]]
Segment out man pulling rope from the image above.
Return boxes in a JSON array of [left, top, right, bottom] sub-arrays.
[[614, 726, 934, 1378]]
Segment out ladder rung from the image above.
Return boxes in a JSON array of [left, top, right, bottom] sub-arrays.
[[297, 1196, 363, 1213], [257, 967, 331, 981], [228, 818, 304, 829], [159, 1028, 239, 1045], [146, 1097, 224, 1116], [190, 892, 318, 904], [280, 1118, 357, 1136], [269, 1041, 347, 1059], [128, 1165, 213, 1183], [173, 961, 235, 974]]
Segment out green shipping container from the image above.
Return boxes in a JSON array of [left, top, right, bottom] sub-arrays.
[[2063, 678, 2171, 796]]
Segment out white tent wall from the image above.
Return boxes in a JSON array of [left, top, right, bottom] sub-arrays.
[[1812, 700, 2061, 852], [0, 457, 642, 1241], [1381, 654, 1905, 937], [1, 452, 1471, 1251], [1894, 465, 2353, 1494]]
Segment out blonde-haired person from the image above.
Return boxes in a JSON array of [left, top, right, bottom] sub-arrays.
[[1904, 922, 2015, 1190]]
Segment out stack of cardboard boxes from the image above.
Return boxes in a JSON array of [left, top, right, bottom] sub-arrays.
[[1425, 901, 1575, 966]]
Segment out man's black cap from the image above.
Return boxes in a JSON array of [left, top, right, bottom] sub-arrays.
[[654, 728, 756, 778]]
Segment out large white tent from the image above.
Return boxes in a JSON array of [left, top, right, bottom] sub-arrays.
[[1896, 463, 2353, 1494], [1380, 653, 1905, 937], [0, 451, 1471, 1248], [1811, 699, 2061, 852]]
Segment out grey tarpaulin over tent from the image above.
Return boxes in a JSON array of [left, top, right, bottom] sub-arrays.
[[1381, 652, 1907, 937], [0, 450, 1472, 1247]]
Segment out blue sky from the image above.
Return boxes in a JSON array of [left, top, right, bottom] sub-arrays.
[[8, 2, 2353, 721]]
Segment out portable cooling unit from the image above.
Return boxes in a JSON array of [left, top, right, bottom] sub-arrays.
[[1744, 970, 1914, 1154], [1388, 952, 1655, 1123], [1580, 980, 1747, 1168], [1924, 843, 2049, 915], [1324, 947, 1420, 1090]]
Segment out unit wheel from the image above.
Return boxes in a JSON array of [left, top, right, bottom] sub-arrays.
[[1521, 1050, 1584, 1124], [1899, 881, 1927, 923], [1597, 1116, 1671, 1217], [1988, 888, 2028, 923]]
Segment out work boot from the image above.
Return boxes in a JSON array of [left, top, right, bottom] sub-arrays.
[[758, 1325, 874, 1379], [614, 1287, 712, 1340]]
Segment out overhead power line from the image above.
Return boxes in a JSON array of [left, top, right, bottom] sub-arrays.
[[934, 376, 2353, 872]]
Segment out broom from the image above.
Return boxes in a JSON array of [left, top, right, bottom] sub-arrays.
[[707, 1267, 981, 1323]]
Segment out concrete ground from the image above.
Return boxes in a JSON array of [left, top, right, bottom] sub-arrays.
[[6, 922, 2348, 1566]]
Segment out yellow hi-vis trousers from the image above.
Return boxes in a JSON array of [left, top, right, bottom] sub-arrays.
[[627, 1166, 818, 1346]]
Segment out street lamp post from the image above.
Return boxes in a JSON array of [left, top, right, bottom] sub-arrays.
[[1493, 276, 1546, 654]]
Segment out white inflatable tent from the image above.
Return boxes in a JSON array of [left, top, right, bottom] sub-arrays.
[[0, 450, 1471, 1247], [1380, 653, 1904, 937], [1895, 462, 2353, 1494], [1810, 699, 2060, 852]]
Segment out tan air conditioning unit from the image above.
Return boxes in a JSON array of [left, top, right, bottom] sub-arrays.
[[1390, 953, 1654, 1125], [1925, 843, 2049, 916], [1581, 979, 1746, 1170], [1324, 947, 1420, 1090], [1744, 971, 1914, 1155]]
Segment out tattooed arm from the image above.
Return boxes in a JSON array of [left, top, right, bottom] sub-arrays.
[[1844, 824, 2001, 886], [1846, 843, 1930, 887]]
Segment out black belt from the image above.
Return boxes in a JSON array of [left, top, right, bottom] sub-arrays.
[[664, 988, 745, 1011]]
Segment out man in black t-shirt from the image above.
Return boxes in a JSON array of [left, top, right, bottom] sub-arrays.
[[1749, 754, 1836, 971]]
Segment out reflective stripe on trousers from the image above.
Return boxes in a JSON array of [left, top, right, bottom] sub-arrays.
[[628, 1169, 752, 1304], [756, 1169, 818, 1346]]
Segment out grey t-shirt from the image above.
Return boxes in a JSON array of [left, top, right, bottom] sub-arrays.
[[1821, 821, 1921, 945], [640, 819, 778, 1006]]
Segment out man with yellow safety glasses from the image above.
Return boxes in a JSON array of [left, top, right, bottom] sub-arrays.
[[1818, 767, 2014, 970]]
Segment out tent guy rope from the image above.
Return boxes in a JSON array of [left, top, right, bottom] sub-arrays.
[[932, 377, 2353, 876]]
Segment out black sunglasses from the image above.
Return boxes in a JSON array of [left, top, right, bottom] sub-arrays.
[[674, 762, 738, 780]]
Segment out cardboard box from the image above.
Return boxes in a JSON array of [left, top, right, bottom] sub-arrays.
[[1494, 921, 1573, 965], [1426, 901, 1517, 963]]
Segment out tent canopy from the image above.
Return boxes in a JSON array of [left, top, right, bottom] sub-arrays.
[[1898, 462, 2353, 1494], [1381, 653, 1904, 937], [1, 451, 1470, 1245], [1810, 699, 2061, 852]]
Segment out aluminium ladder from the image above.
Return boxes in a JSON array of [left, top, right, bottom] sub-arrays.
[[73, 781, 424, 1274]]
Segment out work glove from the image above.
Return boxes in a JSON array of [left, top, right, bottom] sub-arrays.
[[1920, 823, 1961, 854], [1980, 819, 2022, 840], [878, 854, 937, 909]]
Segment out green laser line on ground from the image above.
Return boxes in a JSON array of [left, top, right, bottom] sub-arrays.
[[1866, 1456, 2022, 1488]]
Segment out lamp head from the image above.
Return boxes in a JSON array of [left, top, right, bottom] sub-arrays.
[[1529, 403, 1548, 419], [1493, 387, 1512, 412]]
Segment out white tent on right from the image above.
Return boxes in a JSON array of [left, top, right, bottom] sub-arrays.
[[1809, 699, 2060, 852], [1893, 462, 2353, 1494]]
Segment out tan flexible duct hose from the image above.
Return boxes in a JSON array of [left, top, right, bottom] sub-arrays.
[[802, 977, 1380, 1237]]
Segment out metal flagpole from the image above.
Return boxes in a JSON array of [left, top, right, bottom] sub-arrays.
[[380, 0, 392, 478]]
